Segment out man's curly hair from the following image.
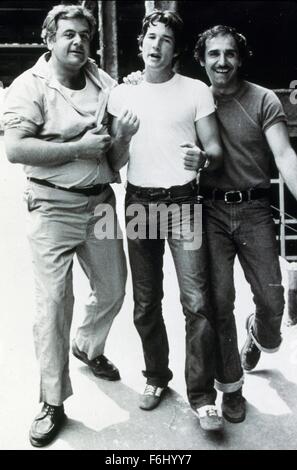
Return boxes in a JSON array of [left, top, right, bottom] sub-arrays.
[[194, 25, 252, 63]]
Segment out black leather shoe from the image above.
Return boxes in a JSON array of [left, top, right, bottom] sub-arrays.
[[240, 313, 261, 371], [72, 340, 120, 381], [222, 389, 246, 423], [29, 403, 66, 447]]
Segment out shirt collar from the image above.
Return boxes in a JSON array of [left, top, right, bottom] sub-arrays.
[[212, 80, 248, 103], [31, 52, 107, 91]]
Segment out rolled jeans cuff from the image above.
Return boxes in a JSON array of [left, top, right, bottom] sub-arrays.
[[250, 329, 282, 353], [215, 377, 244, 393]]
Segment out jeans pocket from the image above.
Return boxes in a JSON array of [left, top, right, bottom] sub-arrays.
[[255, 225, 278, 248], [247, 198, 272, 211], [171, 195, 194, 204]]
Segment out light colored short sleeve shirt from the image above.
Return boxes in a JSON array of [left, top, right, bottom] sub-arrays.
[[108, 73, 215, 188], [201, 81, 287, 191], [3, 53, 119, 187]]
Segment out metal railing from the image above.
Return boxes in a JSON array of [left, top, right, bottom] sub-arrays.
[[271, 176, 297, 261]]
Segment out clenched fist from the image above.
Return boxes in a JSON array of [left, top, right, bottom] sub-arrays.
[[78, 127, 112, 160], [180, 142, 208, 171], [116, 109, 140, 142]]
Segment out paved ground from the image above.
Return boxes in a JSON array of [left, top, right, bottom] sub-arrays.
[[1, 139, 297, 451]]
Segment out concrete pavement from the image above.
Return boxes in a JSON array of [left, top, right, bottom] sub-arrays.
[[0, 139, 297, 450]]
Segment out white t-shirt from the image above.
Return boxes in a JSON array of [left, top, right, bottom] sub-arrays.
[[59, 75, 99, 118], [108, 73, 215, 188]]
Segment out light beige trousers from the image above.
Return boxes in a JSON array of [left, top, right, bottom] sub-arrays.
[[25, 182, 127, 405]]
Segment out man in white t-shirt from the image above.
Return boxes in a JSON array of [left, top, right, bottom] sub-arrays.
[[108, 10, 223, 431]]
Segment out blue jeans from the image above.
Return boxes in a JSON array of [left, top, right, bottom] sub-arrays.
[[203, 197, 284, 392], [125, 182, 217, 408]]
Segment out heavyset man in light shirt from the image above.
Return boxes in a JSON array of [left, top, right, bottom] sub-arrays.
[[3, 5, 138, 447]]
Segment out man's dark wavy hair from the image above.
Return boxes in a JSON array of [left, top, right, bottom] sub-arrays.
[[194, 25, 252, 63], [41, 4, 96, 44], [138, 9, 185, 63]]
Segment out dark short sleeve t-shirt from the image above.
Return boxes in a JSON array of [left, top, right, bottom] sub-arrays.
[[201, 81, 287, 191]]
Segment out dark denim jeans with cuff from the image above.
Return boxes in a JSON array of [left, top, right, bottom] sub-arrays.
[[203, 197, 284, 393], [125, 181, 217, 409]]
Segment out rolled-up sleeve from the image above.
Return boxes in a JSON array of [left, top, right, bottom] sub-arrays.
[[3, 72, 44, 136]]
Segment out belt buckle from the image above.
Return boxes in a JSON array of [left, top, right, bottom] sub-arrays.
[[224, 190, 242, 204]]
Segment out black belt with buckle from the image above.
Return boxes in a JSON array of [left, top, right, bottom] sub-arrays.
[[200, 187, 271, 204], [27, 177, 108, 196], [126, 180, 197, 200]]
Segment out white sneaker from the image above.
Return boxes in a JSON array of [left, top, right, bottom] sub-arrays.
[[194, 405, 223, 431], [139, 384, 166, 411]]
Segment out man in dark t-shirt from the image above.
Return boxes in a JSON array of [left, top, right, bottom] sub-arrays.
[[194, 25, 297, 424]]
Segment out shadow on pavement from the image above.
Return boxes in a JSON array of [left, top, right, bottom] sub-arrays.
[[59, 365, 228, 450], [36, 367, 297, 450], [223, 368, 297, 450]]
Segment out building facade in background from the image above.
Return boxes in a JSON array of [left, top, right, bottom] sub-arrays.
[[0, 0, 297, 258]]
